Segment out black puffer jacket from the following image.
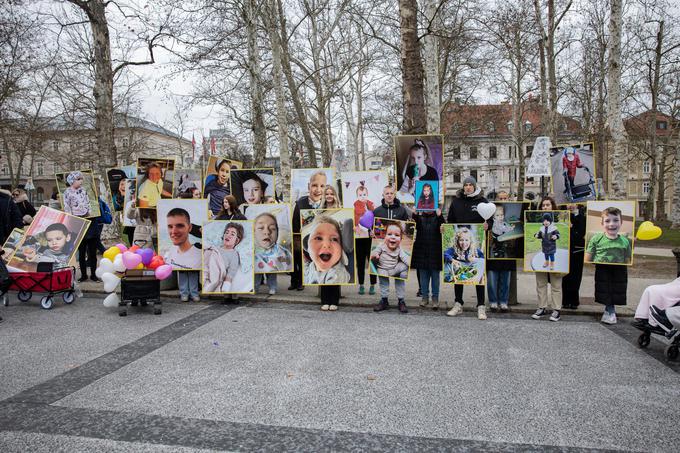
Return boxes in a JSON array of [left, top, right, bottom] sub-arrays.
[[446, 188, 487, 224], [411, 211, 444, 270], [594, 264, 627, 306], [373, 198, 410, 221]]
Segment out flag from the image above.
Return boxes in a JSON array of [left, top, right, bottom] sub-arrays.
[[191, 133, 196, 160], [202, 135, 208, 160], [210, 137, 216, 155]]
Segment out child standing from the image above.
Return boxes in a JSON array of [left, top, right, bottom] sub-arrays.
[[353, 185, 375, 226], [535, 213, 560, 271], [352, 184, 377, 296], [586, 207, 631, 324], [531, 197, 563, 322], [63, 171, 91, 217], [412, 208, 444, 309]]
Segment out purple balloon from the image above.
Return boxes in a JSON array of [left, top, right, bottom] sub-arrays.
[[139, 248, 154, 266], [359, 210, 375, 230]]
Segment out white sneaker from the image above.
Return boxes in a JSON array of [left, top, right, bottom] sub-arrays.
[[446, 302, 463, 317], [489, 303, 498, 311], [477, 305, 487, 320], [180, 295, 189, 302], [500, 303, 509, 312], [601, 312, 617, 325], [191, 295, 200, 303], [268, 289, 276, 295], [329, 305, 338, 311], [321, 304, 330, 311]]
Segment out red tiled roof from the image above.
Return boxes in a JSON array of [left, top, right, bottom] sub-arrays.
[[624, 111, 677, 138]]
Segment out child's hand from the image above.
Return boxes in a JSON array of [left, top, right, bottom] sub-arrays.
[[469, 256, 478, 263], [551, 235, 557, 240]]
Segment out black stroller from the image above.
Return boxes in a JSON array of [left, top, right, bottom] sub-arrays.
[[634, 303, 680, 360], [563, 166, 596, 202]]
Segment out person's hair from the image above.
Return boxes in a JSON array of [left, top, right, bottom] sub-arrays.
[[217, 194, 239, 218], [309, 170, 328, 185], [223, 222, 244, 243], [45, 223, 70, 236], [356, 185, 368, 195], [167, 207, 190, 223], [453, 227, 480, 258], [145, 162, 162, 175], [179, 189, 194, 199], [418, 183, 433, 204], [323, 185, 340, 208], [383, 184, 395, 192], [384, 221, 404, 236], [538, 196, 558, 210], [215, 159, 231, 172], [239, 171, 268, 197], [408, 139, 431, 163], [13, 188, 26, 196], [255, 212, 278, 230], [602, 207, 622, 220], [542, 213, 554, 223]]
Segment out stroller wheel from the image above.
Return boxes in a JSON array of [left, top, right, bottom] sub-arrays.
[[40, 296, 53, 310], [18, 290, 31, 302], [637, 333, 651, 348], [666, 345, 679, 361], [63, 291, 75, 304]]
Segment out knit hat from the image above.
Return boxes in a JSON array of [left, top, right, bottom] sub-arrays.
[[542, 213, 553, 223], [463, 176, 477, 189], [66, 171, 83, 186]]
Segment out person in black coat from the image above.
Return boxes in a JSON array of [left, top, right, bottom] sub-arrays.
[[1, 189, 23, 245], [562, 203, 585, 309], [12, 188, 36, 225], [412, 208, 445, 309], [445, 176, 489, 319]]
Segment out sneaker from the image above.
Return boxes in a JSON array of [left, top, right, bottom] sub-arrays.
[[268, 289, 276, 295], [500, 303, 509, 312], [321, 304, 330, 311], [191, 295, 201, 303], [477, 305, 487, 320], [358, 285, 365, 295], [531, 308, 546, 320], [549, 310, 561, 322], [374, 298, 389, 312], [446, 302, 463, 317], [432, 296, 441, 310], [601, 312, 617, 325], [632, 318, 650, 330], [329, 304, 338, 311], [369, 285, 375, 295], [180, 295, 189, 302], [489, 303, 499, 312], [398, 299, 408, 314], [420, 297, 429, 307]]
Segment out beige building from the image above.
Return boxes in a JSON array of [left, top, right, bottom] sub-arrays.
[[0, 115, 192, 205]]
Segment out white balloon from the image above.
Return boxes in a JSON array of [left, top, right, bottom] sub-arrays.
[[113, 254, 126, 273], [95, 258, 114, 278], [102, 272, 121, 293], [477, 202, 497, 221], [102, 292, 120, 308]]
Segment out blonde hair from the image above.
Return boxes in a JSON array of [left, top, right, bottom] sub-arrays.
[[453, 227, 480, 259], [322, 185, 340, 208]]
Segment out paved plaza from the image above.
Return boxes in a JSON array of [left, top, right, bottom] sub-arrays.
[[1, 293, 679, 452]]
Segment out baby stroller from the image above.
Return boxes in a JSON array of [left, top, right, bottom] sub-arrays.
[[563, 166, 596, 202], [634, 303, 680, 360]]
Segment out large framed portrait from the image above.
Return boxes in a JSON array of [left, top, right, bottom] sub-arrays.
[[290, 168, 337, 206], [136, 158, 175, 208], [55, 169, 100, 218], [244, 203, 294, 273], [340, 170, 388, 238], [394, 134, 444, 204], [524, 210, 570, 273], [584, 200, 635, 266], [203, 156, 243, 215], [550, 143, 597, 205], [157, 199, 209, 271], [230, 168, 276, 206], [369, 217, 415, 280], [442, 224, 487, 285], [173, 168, 203, 199], [201, 220, 254, 294], [488, 202, 524, 260], [300, 208, 355, 285], [2, 228, 24, 263], [121, 164, 138, 227], [106, 168, 127, 212]]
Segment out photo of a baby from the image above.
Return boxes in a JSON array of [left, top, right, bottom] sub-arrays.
[[55, 170, 100, 218], [443, 224, 486, 285], [230, 169, 275, 206], [202, 220, 254, 294], [8, 206, 91, 272], [584, 201, 635, 266], [524, 210, 570, 273], [173, 169, 203, 199], [244, 203, 294, 273], [415, 180, 438, 212], [136, 158, 175, 208], [341, 171, 387, 238], [300, 208, 355, 285], [203, 156, 243, 215], [394, 135, 444, 204], [369, 218, 415, 280], [488, 202, 524, 260]]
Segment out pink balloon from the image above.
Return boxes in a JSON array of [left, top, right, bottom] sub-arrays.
[[359, 210, 375, 230], [155, 264, 173, 280], [122, 251, 142, 270], [115, 243, 128, 253]]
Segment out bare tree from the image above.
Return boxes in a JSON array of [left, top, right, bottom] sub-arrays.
[[399, 0, 426, 134]]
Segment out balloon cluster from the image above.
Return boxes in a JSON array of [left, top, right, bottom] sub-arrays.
[[96, 243, 173, 308]]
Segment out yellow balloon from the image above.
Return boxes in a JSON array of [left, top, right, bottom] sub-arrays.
[[636, 221, 662, 241], [103, 246, 121, 261], [135, 262, 144, 269]]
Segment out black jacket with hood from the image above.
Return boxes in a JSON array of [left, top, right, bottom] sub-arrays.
[[372, 198, 410, 221], [446, 188, 488, 224]]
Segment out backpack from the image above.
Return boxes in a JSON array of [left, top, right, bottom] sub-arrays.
[[99, 198, 113, 225]]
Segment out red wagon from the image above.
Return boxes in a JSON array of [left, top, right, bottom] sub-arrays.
[[2, 264, 77, 309]]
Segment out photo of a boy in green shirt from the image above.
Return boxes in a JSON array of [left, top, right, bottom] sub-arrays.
[[585, 206, 632, 265]]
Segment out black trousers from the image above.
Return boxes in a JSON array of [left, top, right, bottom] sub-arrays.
[[562, 251, 584, 307], [290, 234, 303, 287], [320, 285, 341, 305], [454, 284, 485, 307], [355, 238, 377, 286], [78, 237, 98, 277]]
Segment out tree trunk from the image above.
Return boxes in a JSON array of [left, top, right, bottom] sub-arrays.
[[266, 0, 290, 200], [645, 20, 664, 220], [606, 0, 627, 200], [672, 144, 680, 228], [423, 0, 440, 134], [399, 0, 426, 134], [244, 0, 267, 167], [546, 0, 558, 141]]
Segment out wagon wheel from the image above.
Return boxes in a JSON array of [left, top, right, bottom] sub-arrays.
[[40, 296, 53, 310], [62, 291, 75, 304], [666, 345, 679, 361], [637, 333, 651, 348], [18, 290, 32, 302]]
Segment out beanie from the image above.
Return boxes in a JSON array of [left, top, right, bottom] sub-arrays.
[[463, 176, 477, 189]]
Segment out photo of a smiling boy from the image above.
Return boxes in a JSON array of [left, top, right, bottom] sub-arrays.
[[230, 169, 275, 207], [369, 218, 415, 281], [300, 208, 355, 285], [584, 201, 634, 266]]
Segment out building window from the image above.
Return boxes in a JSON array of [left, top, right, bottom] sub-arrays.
[[88, 141, 94, 152], [53, 141, 59, 153], [524, 121, 532, 132], [470, 169, 478, 181], [489, 146, 497, 159], [642, 181, 650, 194], [657, 121, 667, 130], [123, 138, 129, 148], [36, 187, 44, 201], [469, 146, 478, 159], [453, 170, 461, 183], [487, 122, 495, 132], [36, 161, 44, 176], [643, 160, 651, 173], [527, 176, 535, 183], [509, 145, 514, 159], [452, 147, 460, 160], [1, 165, 8, 176], [526, 145, 534, 157]]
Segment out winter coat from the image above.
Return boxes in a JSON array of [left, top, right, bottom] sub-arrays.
[[411, 211, 444, 270], [14, 193, 36, 225], [594, 264, 628, 306], [446, 188, 487, 224], [373, 198, 410, 221], [0, 189, 24, 244], [535, 224, 559, 256]]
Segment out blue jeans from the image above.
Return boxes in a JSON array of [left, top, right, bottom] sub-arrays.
[[487, 270, 511, 305], [379, 276, 405, 299], [178, 271, 199, 298], [544, 253, 555, 262], [266, 274, 277, 291], [418, 269, 440, 298]]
